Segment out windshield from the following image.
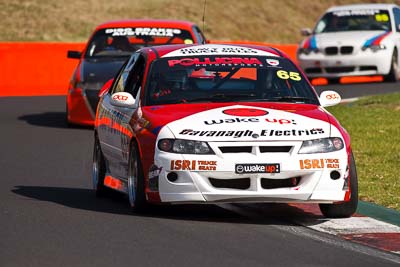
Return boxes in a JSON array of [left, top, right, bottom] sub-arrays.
[[145, 55, 319, 106], [314, 9, 391, 33], [85, 27, 195, 58]]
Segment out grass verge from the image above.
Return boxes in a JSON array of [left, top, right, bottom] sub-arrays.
[[327, 92, 400, 211], [1, 0, 397, 43]]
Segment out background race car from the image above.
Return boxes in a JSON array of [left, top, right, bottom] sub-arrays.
[[297, 3, 400, 84], [66, 19, 207, 126]]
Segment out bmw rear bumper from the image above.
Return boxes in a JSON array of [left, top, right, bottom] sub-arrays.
[[298, 48, 392, 78]]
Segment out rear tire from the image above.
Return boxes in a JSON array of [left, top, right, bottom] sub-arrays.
[[384, 50, 399, 82], [319, 152, 358, 218], [92, 135, 109, 197], [127, 142, 148, 212]]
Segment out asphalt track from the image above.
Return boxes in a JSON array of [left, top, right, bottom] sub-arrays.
[[1, 82, 399, 267]]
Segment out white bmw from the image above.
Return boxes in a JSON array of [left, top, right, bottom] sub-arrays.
[[297, 3, 400, 83]]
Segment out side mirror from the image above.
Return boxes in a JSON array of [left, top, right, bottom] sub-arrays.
[[300, 28, 312, 36], [319, 90, 341, 107], [110, 92, 136, 108], [98, 79, 114, 97], [67, 50, 82, 59]]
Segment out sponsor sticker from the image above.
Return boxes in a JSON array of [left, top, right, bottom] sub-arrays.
[[299, 158, 340, 169], [204, 117, 260, 125], [162, 44, 279, 58], [266, 59, 279, 66], [276, 70, 301, 81], [148, 164, 162, 190], [178, 46, 261, 55], [105, 27, 181, 36], [265, 118, 297, 125], [203, 117, 297, 125], [333, 9, 380, 17], [179, 128, 324, 138], [235, 163, 280, 174], [112, 94, 128, 101], [167, 57, 263, 67], [170, 160, 217, 171], [325, 93, 340, 100]]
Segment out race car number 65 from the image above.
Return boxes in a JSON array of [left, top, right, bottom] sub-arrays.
[[277, 70, 301, 81]]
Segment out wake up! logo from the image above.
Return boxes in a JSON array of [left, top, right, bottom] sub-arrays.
[[204, 117, 260, 125], [202, 108, 299, 125]]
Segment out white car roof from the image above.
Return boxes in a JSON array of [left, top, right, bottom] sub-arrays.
[[327, 4, 398, 12]]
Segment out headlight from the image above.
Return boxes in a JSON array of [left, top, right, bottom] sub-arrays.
[[298, 47, 320, 55], [361, 44, 386, 52], [298, 137, 344, 154], [158, 139, 214, 154]]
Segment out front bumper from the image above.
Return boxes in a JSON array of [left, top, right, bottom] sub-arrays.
[[297, 48, 392, 78], [154, 141, 348, 204]]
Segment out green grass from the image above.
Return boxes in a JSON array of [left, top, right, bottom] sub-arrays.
[[327, 93, 400, 211]]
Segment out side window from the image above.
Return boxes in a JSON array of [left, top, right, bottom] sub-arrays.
[[193, 26, 206, 43], [110, 53, 139, 94], [393, 8, 400, 32], [125, 55, 146, 97]]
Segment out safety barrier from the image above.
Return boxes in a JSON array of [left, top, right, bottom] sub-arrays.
[[0, 42, 381, 97], [0, 42, 85, 96], [0, 41, 298, 97]]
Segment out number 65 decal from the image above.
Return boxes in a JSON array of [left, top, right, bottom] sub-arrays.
[[276, 70, 302, 81]]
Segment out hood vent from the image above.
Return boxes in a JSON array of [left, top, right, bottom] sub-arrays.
[[260, 146, 292, 153], [219, 146, 252, 153]]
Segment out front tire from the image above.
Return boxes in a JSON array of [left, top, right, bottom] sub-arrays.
[[92, 135, 109, 197], [319, 152, 358, 218], [384, 50, 399, 82], [127, 142, 148, 212], [66, 103, 72, 127]]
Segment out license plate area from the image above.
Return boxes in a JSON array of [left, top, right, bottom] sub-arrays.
[[235, 163, 280, 174]]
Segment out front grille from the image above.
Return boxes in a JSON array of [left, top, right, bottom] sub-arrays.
[[219, 146, 252, 153], [325, 47, 338, 55], [305, 68, 322, 74], [325, 67, 355, 73], [85, 89, 100, 114], [209, 178, 250, 190], [325, 46, 353, 55], [340, 46, 353, 54], [261, 177, 300, 189], [260, 146, 292, 153]]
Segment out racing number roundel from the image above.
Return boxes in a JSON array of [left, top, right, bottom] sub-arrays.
[[223, 108, 268, 117]]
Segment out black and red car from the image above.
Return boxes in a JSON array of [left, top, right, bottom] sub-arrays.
[[66, 19, 206, 126]]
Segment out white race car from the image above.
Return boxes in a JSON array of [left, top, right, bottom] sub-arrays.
[[93, 43, 358, 218], [297, 3, 400, 83]]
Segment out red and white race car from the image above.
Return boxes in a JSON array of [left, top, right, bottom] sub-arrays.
[[66, 19, 206, 126], [93, 43, 358, 218]]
